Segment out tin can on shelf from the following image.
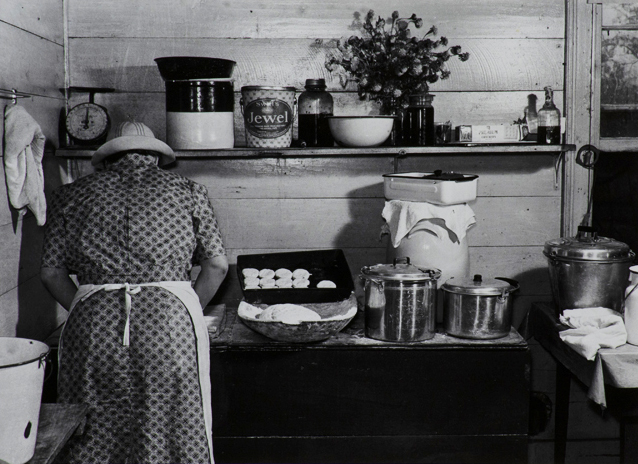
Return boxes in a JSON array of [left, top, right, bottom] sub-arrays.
[[240, 86, 296, 148]]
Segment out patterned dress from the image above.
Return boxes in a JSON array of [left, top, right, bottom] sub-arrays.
[[41, 153, 225, 464]]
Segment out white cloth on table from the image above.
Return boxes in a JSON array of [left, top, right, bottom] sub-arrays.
[[382, 199, 475, 248], [3, 103, 47, 225], [559, 307, 627, 361]]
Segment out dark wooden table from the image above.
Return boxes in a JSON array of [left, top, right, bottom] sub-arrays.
[[530, 302, 638, 464], [210, 308, 531, 464], [27, 403, 88, 464]]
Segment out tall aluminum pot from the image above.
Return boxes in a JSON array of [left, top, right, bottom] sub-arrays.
[[361, 258, 441, 342], [544, 226, 635, 316], [442, 275, 519, 339]]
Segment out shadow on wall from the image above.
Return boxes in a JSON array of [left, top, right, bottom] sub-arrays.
[[13, 144, 69, 340]]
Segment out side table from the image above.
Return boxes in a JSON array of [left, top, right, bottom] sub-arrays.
[[530, 302, 638, 464]]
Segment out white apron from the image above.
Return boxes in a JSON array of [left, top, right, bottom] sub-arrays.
[[59, 281, 214, 463]]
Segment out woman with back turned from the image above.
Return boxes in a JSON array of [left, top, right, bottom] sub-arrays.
[[41, 121, 228, 464]]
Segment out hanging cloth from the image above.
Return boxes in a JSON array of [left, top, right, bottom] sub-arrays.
[[3, 103, 47, 225], [382, 199, 476, 247]]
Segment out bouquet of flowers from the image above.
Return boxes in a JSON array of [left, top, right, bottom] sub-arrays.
[[325, 10, 470, 112]]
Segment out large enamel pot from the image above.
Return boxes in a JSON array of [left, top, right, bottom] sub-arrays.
[[361, 258, 441, 342]]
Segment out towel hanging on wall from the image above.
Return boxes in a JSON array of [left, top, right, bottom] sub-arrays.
[[3, 103, 47, 225]]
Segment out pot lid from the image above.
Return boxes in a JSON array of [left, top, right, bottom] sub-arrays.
[[361, 258, 441, 282], [420, 170, 477, 182], [441, 274, 519, 295], [543, 226, 634, 262]]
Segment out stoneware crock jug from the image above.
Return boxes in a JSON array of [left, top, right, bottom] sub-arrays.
[[624, 265, 638, 345]]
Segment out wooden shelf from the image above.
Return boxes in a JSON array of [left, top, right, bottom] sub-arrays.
[[55, 144, 576, 159]]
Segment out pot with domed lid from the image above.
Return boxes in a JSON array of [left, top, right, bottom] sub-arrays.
[[543, 226, 635, 315], [442, 274, 519, 339]]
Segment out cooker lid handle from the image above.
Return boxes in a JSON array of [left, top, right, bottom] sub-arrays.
[[393, 257, 411, 267], [577, 225, 598, 242]]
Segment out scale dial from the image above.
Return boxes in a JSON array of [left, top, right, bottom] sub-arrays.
[[65, 102, 110, 143]]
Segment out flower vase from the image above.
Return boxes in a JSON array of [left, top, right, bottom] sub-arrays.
[[405, 94, 435, 146], [382, 100, 405, 147]]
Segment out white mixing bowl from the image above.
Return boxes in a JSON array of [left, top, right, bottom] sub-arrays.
[[327, 116, 396, 147]]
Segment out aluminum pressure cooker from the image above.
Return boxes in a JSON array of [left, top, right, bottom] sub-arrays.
[[442, 274, 519, 339], [543, 226, 635, 315]]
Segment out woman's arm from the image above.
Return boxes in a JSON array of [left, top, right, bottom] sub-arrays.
[[193, 255, 229, 308], [40, 268, 78, 311]]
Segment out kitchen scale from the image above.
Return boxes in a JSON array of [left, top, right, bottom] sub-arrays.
[[60, 87, 114, 148]]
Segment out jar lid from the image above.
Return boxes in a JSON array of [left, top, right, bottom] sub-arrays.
[[408, 94, 435, 107], [305, 78, 326, 89], [361, 259, 441, 282], [543, 226, 634, 262], [441, 275, 519, 296]]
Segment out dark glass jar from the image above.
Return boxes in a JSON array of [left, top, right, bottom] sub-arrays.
[[537, 86, 561, 145], [405, 94, 435, 146], [297, 78, 334, 147]]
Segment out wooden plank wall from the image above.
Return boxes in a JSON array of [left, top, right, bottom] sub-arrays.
[[0, 2, 68, 339], [64, 0, 566, 316]]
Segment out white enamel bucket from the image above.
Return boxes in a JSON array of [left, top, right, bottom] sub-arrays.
[[0, 337, 49, 464]]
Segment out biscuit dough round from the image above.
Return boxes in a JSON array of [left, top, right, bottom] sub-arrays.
[[275, 278, 293, 288], [242, 268, 260, 278], [317, 280, 337, 288], [292, 278, 310, 288], [259, 278, 277, 288], [292, 268, 310, 280], [275, 268, 293, 279], [244, 277, 260, 288], [259, 268, 275, 279]]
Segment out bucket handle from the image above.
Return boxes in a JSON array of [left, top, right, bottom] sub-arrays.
[[0, 345, 50, 370]]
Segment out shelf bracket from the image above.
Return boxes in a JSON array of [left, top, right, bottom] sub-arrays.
[[393, 150, 407, 173], [554, 151, 565, 190]]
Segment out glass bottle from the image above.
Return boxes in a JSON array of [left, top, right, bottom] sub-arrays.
[[524, 94, 538, 135], [297, 78, 334, 147], [625, 266, 638, 345], [405, 94, 435, 146], [537, 86, 561, 144]]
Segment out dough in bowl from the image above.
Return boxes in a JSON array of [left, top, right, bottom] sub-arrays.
[[259, 304, 322, 324]]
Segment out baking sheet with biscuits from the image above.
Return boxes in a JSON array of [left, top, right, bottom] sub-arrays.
[[237, 249, 354, 304]]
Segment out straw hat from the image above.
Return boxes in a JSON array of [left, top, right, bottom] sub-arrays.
[[92, 122, 175, 166]]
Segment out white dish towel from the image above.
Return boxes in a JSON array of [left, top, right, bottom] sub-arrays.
[[3, 103, 47, 225], [559, 307, 627, 361], [382, 199, 476, 248]]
